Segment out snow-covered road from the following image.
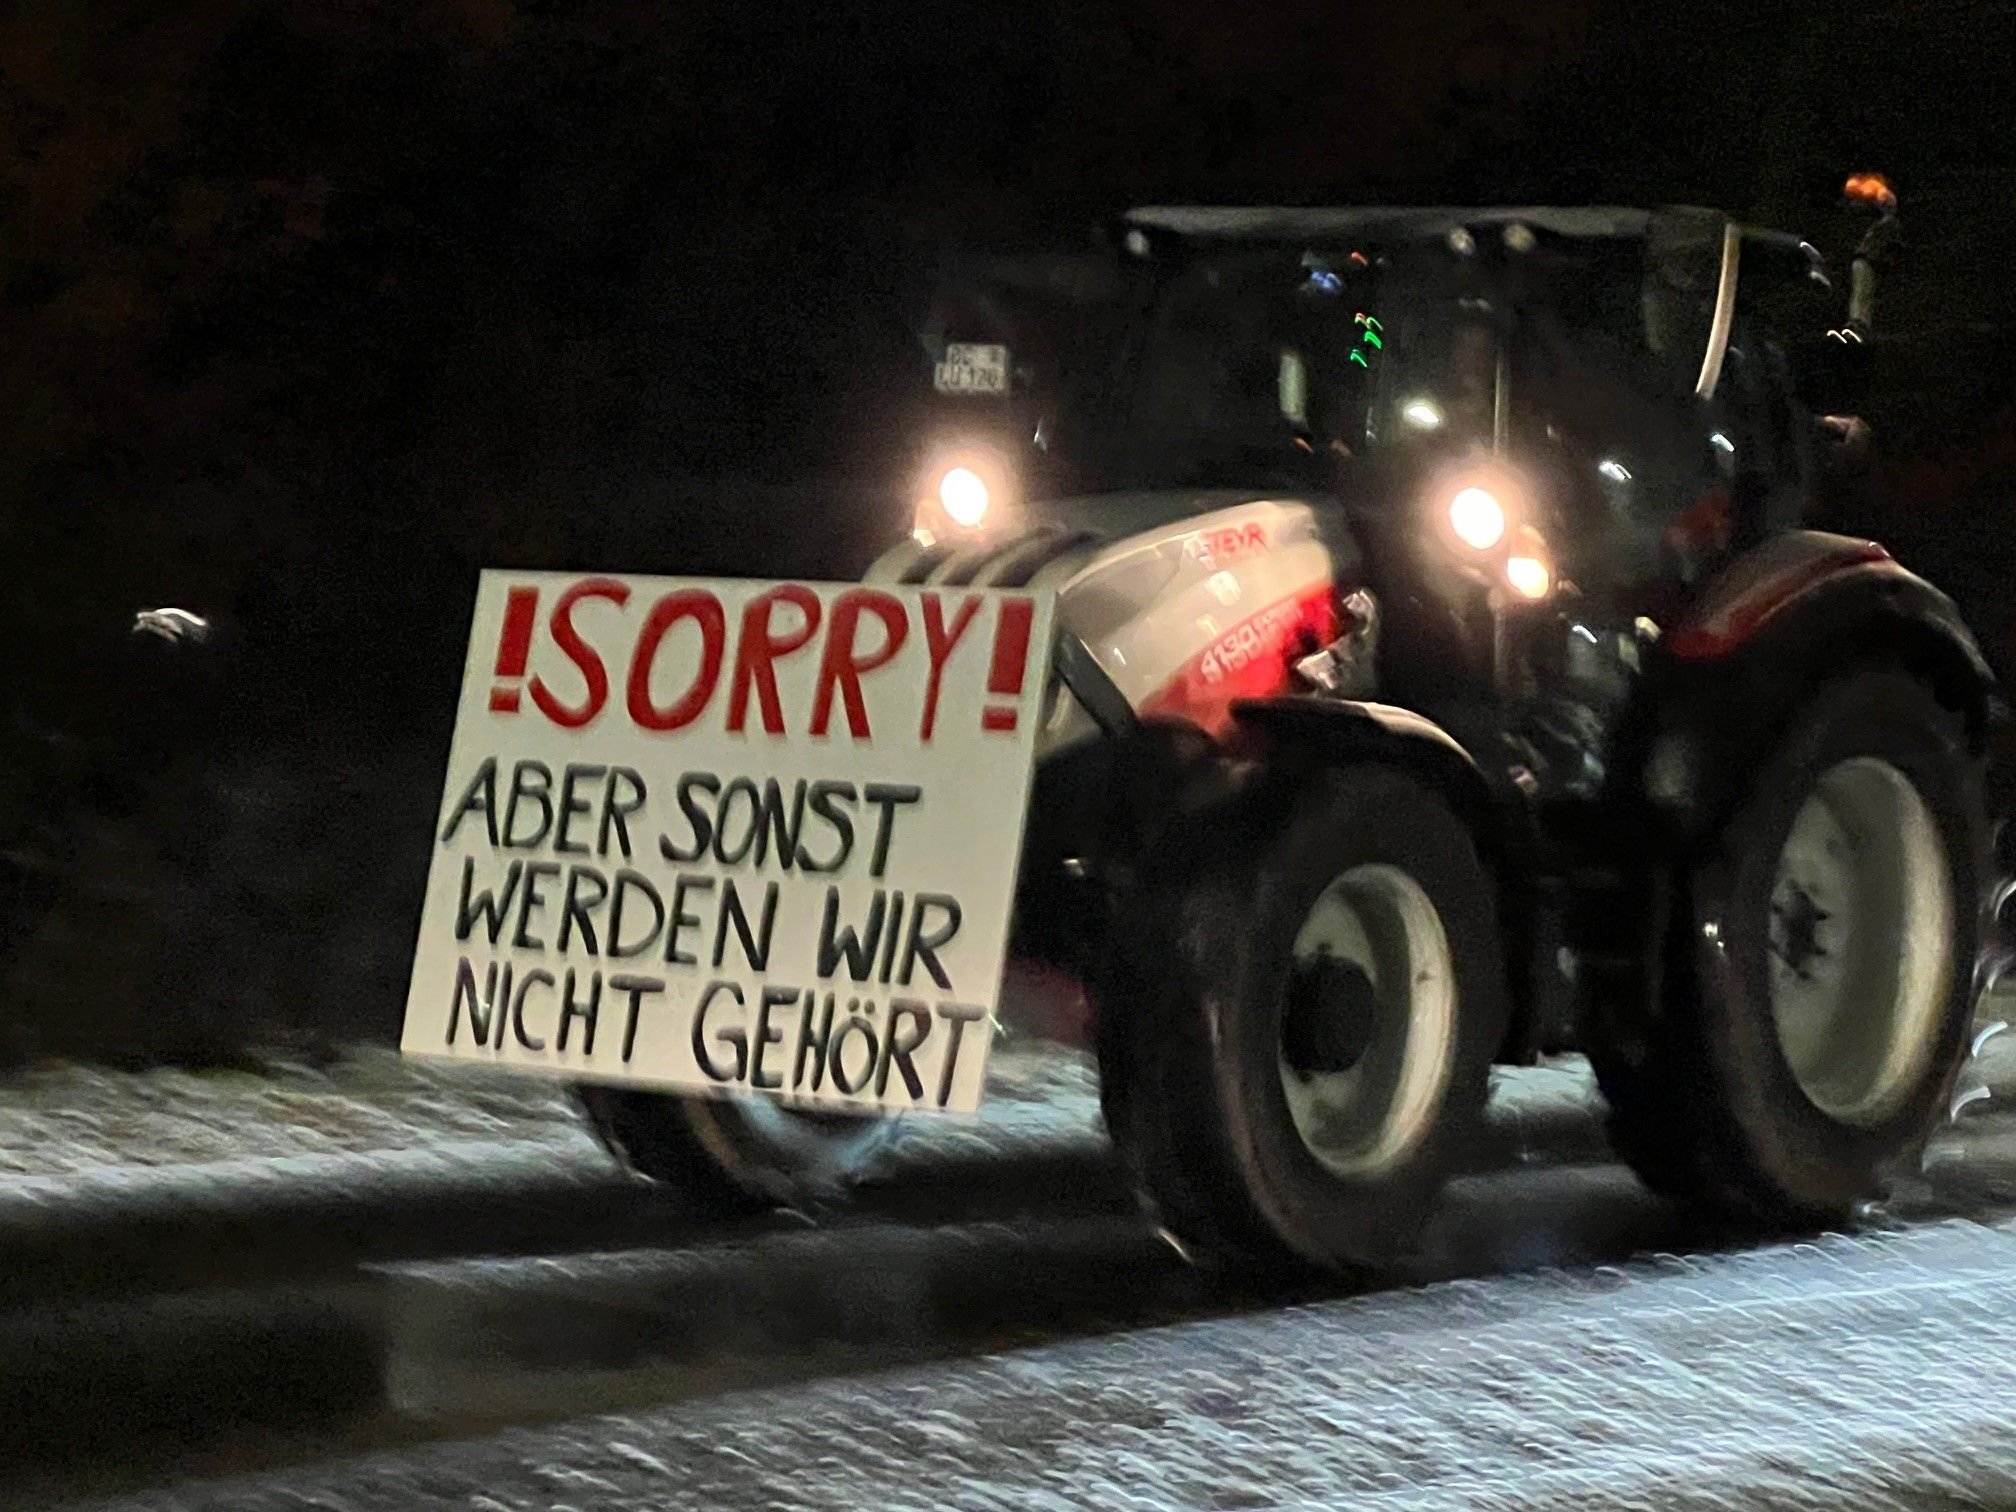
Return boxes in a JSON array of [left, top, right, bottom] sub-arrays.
[[2, 1015, 2014, 1509], [79, 1218, 2016, 1512]]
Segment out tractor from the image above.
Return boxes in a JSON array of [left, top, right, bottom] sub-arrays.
[[579, 186, 2001, 1271]]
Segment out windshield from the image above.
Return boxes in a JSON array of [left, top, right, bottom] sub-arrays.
[[919, 243, 1503, 497]]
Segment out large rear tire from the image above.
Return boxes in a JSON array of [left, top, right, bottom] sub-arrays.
[[577, 1088, 897, 1212], [1097, 762, 1509, 1273], [1596, 670, 1984, 1222]]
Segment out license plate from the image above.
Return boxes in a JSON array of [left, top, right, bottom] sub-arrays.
[[400, 572, 1055, 1116], [933, 342, 1009, 396]]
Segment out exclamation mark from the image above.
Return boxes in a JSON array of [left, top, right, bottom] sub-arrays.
[[981, 598, 1034, 733], [489, 586, 540, 714]]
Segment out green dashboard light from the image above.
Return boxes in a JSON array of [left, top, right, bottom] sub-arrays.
[[1351, 312, 1384, 362]]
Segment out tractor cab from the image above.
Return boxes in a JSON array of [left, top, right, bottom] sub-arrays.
[[907, 205, 1857, 801], [914, 203, 1834, 588]]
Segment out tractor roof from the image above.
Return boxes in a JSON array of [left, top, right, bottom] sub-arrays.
[[1120, 204, 1826, 288], [1123, 204, 1659, 244], [925, 205, 1827, 314]]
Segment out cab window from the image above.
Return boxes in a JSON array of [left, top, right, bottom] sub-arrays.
[[1506, 238, 1730, 594], [1710, 317, 1811, 536]]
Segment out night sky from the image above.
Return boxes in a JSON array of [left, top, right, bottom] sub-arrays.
[[3, 2, 2010, 522]]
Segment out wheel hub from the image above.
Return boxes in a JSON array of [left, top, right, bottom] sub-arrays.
[[1771, 882, 1832, 982], [1767, 756, 1955, 1127], [1277, 863, 1458, 1178], [1282, 954, 1381, 1075]]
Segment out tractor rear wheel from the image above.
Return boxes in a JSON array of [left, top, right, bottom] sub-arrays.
[[1596, 670, 1984, 1222]]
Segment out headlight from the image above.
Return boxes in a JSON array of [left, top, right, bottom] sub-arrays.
[[1429, 463, 1558, 601], [1505, 553, 1552, 600], [1447, 486, 1507, 550], [916, 444, 1016, 539], [938, 465, 991, 527]]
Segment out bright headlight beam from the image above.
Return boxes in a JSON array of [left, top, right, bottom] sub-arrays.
[[939, 466, 990, 527], [1448, 487, 1506, 550], [1401, 399, 1444, 430], [1506, 554, 1552, 600]]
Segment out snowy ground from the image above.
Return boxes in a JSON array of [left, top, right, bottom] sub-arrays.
[[2, 1011, 2014, 1509], [0, 1051, 598, 1182], [80, 1218, 2016, 1512], [0, 1030, 1612, 1192]]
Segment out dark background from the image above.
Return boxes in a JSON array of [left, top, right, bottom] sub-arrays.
[[3, 0, 2014, 1060]]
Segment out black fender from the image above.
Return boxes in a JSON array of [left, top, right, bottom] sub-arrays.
[[1228, 694, 1549, 896], [1228, 697, 1506, 834], [1625, 533, 2003, 845]]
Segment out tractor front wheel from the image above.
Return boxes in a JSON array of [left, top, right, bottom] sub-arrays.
[[1097, 762, 1509, 1273]]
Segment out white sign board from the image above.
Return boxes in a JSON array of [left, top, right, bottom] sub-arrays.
[[401, 572, 1056, 1115]]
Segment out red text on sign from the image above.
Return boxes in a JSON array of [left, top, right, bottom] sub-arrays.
[[490, 581, 1040, 743]]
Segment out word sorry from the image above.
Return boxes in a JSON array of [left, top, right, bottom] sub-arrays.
[[487, 580, 1038, 740]]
